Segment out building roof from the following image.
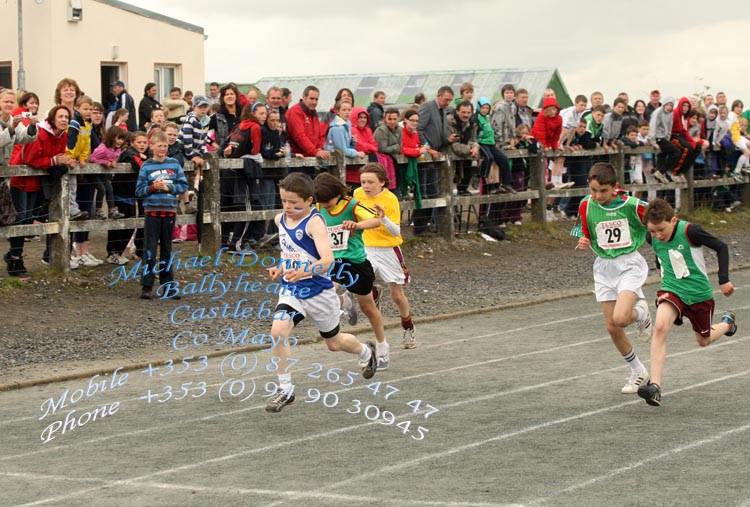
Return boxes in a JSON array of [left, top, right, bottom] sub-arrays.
[[93, 0, 204, 35], [253, 68, 572, 109]]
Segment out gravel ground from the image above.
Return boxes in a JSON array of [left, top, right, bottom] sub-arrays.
[[1, 208, 748, 383]]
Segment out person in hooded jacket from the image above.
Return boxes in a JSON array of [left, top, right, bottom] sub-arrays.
[[349, 106, 378, 187], [669, 97, 706, 183], [5, 105, 71, 275], [648, 97, 680, 184]]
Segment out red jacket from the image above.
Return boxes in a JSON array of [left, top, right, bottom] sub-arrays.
[[401, 127, 421, 157], [671, 97, 697, 148], [10, 121, 68, 192], [530, 97, 562, 150], [286, 101, 323, 157], [351, 107, 378, 154]]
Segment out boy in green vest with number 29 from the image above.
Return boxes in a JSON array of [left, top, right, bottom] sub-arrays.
[[638, 198, 737, 407], [573, 162, 653, 395]]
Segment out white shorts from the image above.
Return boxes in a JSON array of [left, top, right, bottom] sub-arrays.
[[277, 288, 340, 335], [365, 246, 409, 284], [593, 251, 648, 302], [735, 137, 749, 151]]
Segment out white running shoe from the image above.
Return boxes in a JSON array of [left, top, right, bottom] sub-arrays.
[[622, 369, 649, 394], [70, 256, 80, 269], [77, 254, 99, 267], [634, 299, 653, 343], [545, 209, 558, 222], [107, 253, 129, 265], [84, 253, 105, 265]]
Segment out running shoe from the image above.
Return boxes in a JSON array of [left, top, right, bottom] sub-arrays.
[[634, 299, 653, 343], [637, 382, 661, 407], [360, 341, 378, 379], [265, 388, 295, 413], [652, 170, 670, 184], [107, 253, 129, 265], [372, 284, 383, 312], [377, 354, 390, 371], [622, 369, 649, 394], [402, 326, 417, 349], [722, 311, 737, 336], [342, 291, 358, 326]]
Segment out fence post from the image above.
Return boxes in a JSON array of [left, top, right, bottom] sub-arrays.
[[332, 149, 346, 180], [437, 156, 455, 240], [529, 151, 546, 223], [682, 166, 694, 213], [200, 152, 222, 254], [48, 173, 70, 275]]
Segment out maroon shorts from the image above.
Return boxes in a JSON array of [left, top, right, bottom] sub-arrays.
[[655, 290, 715, 338]]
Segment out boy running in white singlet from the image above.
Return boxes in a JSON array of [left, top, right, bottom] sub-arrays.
[[572, 163, 653, 394]]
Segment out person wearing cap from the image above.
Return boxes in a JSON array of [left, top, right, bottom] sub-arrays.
[[645, 90, 661, 122], [111, 80, 137, 132], [178, 95, 210, 191]]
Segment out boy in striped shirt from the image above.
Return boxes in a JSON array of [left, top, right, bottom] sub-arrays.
[[638, 198, 737, 406], [573, 163, 653, 394], [135, 131, 189, 299]]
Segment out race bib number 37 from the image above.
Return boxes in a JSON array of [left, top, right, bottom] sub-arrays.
[[327, 225, 350, 251], [595, 218, 632, 249]]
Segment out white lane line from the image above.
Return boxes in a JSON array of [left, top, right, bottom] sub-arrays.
[[0, 335, 611, 462], [3, 331, 747, 465], [317, 369, 750, 494], [0, 311, 602, 427], [7, 473, 519, 507], [12, 366, 750, 507], [0, 471, 108, 484], [525, 423, 750, 506]]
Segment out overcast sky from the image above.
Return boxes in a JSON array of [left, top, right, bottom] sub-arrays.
[[124, 0, 750, 104]]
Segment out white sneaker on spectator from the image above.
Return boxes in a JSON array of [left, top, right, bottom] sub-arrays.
[[545, 209, 558, 222], [70, 256, 80, 269], [78, 254, 103, 267], [84, 253, 105, 265], [107, 253, 129, 265]]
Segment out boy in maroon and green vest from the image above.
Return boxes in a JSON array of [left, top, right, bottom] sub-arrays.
[[638, 198, 737, 406]]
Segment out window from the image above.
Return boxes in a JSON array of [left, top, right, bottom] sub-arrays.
[[0, 62, 12, 90], [154, 65, 180, 100]]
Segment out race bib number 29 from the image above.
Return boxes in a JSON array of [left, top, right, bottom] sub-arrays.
[[327, 225, 350, 251], [595, 218, 632, 249]]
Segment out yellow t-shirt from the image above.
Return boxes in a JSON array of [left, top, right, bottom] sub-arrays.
[[353, 187, 403, 247]]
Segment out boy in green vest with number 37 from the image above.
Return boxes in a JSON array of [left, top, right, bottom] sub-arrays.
[[572, 163, 653, 395], [637, 198, 737, 407]]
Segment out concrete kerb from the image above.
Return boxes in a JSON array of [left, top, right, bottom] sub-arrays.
[[2, 263, 747, 392]]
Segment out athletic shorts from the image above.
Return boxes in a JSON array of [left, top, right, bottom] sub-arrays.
[[332, 258, 376, 296], [593, 251, 648, 302], [365, 246, 410, 284], [655, 290, 715, 338], [277, 287, 340, 336]]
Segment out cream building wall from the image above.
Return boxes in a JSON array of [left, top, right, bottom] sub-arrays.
[[0, 0, 205, 113]]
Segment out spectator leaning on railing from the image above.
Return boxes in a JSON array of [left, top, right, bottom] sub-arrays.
[[286, 85, 330, 166], [415, 85, 456, 236], [448, 100, 479, 196], [5, 105, 71, 276]]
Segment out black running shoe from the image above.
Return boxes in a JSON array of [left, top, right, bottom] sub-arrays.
[[265, 388, 295, 413], [637, 382, 661, 407], [360, 341, 378, 379], [722, 311, 737, 336]]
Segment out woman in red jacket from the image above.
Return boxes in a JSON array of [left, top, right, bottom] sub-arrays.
[[5, 105, 74, 275]]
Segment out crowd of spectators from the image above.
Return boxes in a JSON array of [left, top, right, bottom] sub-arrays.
[[1, 77, 749, 276]]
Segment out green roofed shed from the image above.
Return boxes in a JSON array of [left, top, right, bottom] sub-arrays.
[[249, 68, 572, 111]]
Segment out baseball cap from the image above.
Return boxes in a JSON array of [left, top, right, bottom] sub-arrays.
[[192, 95, 210, 107], [112, 80, 125, 88], [650, 89, 660, 95]]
